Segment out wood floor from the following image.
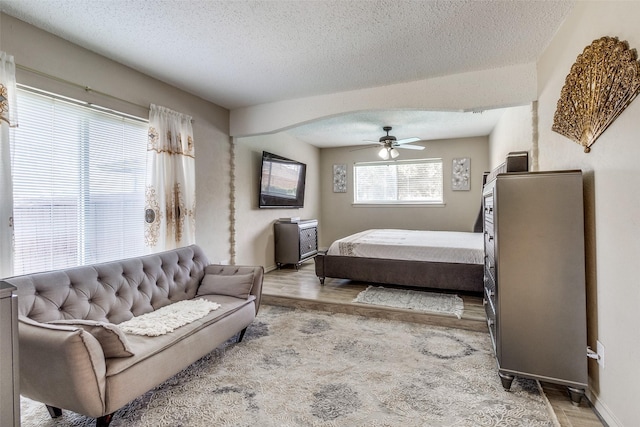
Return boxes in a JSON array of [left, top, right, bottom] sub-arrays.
[[261, 261, 605, 427]]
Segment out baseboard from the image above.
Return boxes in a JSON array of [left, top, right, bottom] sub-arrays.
[[589, 392, 621, 427]]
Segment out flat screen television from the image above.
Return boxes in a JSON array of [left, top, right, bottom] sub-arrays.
[[259, 151, 306, 209]]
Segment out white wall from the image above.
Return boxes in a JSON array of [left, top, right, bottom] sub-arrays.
[[320, 137, 489, 247], [534, 2, 640, 425], [488, 103, 535, 170], [231, 64, 537, 137], [0, 14, 233, 264], [487, 2, 640, 425], [234, 133, 320, 269]]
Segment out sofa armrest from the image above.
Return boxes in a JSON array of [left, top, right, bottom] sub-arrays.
[[203, 265, 264, 314], [18, 317, 108, 418]]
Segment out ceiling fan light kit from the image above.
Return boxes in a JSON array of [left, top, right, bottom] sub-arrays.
[[378, 147, 400, 160], [370, 126, 424, 159]]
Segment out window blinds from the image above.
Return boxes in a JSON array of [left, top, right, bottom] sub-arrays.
[[354, 158, 443, 204], [12, 88, 148, 275]]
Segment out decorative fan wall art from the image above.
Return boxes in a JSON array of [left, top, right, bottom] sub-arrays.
[[552, 36, 640, 153]]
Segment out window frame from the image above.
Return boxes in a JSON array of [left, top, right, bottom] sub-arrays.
[[11, 85, 149, 275], [352, 157, 445, 206]]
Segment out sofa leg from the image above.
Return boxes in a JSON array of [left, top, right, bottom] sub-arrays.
[[46, 405, 62, 418], [96, 412, 115, 427], [44, 405, 114, 426], [237, 327, 248, 342]]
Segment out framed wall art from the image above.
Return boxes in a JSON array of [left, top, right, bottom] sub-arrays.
[[333, 164, 347, 193], [452, 158, 470, 191]]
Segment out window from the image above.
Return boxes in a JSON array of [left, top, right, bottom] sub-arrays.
[[12, 87, 148, 275], [353, 158, 443, 204]]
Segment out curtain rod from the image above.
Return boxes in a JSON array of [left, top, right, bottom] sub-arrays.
[[16, 63, 150, 112]]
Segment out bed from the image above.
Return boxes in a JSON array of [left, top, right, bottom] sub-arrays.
[[315, 229, 485, 293], [314, 151, 529, 294]]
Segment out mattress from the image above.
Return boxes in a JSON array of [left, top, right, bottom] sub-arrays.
[[326, 229, 484, 264]]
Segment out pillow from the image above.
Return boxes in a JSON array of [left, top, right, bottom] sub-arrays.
[[47, 319, 134, 358], [197, 272, 255, 299]]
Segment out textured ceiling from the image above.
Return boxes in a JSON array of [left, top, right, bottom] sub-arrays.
[[287, 109, 509, 147], [0, 0, 573, 146]]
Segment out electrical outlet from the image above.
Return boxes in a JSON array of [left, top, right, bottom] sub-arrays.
[[597, 340, 605, 369]]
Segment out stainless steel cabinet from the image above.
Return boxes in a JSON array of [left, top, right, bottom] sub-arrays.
[[483, 171, 588, 404], [1, 281, 20, 427], [275, 219, 318, 269]]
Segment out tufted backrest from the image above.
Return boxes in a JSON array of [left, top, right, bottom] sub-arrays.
[[6, 245, 208, 324]]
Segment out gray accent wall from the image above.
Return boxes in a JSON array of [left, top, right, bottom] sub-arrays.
[[320, 136, 489, 248]]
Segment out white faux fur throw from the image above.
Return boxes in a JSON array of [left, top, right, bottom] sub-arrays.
[[118, 299, 221, 336]]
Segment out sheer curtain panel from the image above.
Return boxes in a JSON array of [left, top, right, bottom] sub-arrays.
[[0, 52, 18, 279], [145, 104, 196, 252]]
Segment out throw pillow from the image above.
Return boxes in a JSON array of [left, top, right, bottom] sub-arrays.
[[48, 319, 134, 358], [197, 272, 255, 299]]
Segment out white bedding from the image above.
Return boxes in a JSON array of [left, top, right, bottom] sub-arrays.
[[326, 229, 484, 265]]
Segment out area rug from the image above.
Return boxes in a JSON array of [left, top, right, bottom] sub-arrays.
[[20, 305, 559, 427], [354, 285, 465, 318]]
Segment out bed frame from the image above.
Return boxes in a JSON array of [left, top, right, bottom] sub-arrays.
[[314, 151, 529, 294], [315, 254, 484, 292]]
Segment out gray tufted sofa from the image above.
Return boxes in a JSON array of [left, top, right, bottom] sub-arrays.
[[4, 244, 263, 426]]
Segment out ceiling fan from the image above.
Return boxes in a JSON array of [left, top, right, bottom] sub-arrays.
[[363, 126, 424, 160]]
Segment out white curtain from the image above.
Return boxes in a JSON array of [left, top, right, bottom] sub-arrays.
[[0, 51, 18, 279], [145, 104, 196, 252]]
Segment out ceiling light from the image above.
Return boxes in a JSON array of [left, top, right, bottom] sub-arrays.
[[390, 148, 399, 159], [378, 147, 389, 160]]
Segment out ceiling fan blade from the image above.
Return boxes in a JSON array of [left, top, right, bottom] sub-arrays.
[[362, 139, 381, 144], [395, 137, 421, 145], [395, 144, 424, 150], [349, 144, 379, 152]]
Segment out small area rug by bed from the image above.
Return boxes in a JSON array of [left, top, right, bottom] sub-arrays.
[[20, 305, 558, 427], [353, 285, 465, 318]]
